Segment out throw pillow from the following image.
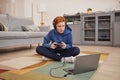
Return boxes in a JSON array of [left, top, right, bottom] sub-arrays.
[[22, 25, 40, 32], [0, 22, 8, 31]]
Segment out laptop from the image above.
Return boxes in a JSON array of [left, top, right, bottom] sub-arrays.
[[63, 54, 100, 74]]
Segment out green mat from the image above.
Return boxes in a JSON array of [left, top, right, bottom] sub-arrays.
[[0, 61, 96, 80]]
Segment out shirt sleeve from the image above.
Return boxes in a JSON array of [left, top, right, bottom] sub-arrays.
[[66, 32, 72, 49], [42, 31, 51, 48]]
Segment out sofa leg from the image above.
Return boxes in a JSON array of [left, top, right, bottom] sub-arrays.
[[30, 44, 32, 48]]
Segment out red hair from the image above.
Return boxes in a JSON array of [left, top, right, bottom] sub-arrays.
[[53, 16, 66, 29]]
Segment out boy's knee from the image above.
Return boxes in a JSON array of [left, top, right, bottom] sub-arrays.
[[36, 46, 43, 54], [74, 47, 80, 55]]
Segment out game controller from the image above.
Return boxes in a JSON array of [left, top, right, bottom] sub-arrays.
[[54, 43, 62, 47]]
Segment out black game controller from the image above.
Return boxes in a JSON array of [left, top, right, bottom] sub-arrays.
[[54, 43, 62, 47]]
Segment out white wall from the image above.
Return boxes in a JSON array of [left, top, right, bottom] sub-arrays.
[[0, 0, 10, 14], [15, 0, 25, 17], [31, 0, 120, 26], [2, 0, 120, 25], [0, 0, 25, 17], [24, 0, 31, 17]]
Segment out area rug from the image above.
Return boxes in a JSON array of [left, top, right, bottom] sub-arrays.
[[0, 57, 42, 70], [0, 69, 8, 74], [0, 61, 96, 80], [0, 51, 109, 80], [81, 51, 109, 61]]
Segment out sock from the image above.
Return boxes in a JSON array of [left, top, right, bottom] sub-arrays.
[[61, 56, 75, 63]]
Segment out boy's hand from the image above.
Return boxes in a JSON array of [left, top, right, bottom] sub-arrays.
[[50, 42, 57, 49], [60, 42, 66, 49]]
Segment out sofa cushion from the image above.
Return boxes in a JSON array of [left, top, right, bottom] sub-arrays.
[[7, 14, 34, 31], [39, 26, 50, 32], [0, 14, 10, 30], [0, 32, 48, 40], [22, 25, 40, 32], [26, 32, 48, 38], [0, 32, 28, 40]]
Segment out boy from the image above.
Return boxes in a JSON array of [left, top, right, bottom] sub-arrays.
[[36, 16, 80, 63]]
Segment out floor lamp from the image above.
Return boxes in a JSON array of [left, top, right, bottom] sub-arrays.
[[37, 4, 47, 26]]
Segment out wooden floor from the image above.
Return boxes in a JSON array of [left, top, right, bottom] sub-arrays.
[[0, 45, 120, 80], [90, 49, 120, 80], [78, 46, 120, 80]]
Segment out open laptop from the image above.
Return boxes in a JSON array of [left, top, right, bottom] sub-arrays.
[[63, 54, 100, 74]]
